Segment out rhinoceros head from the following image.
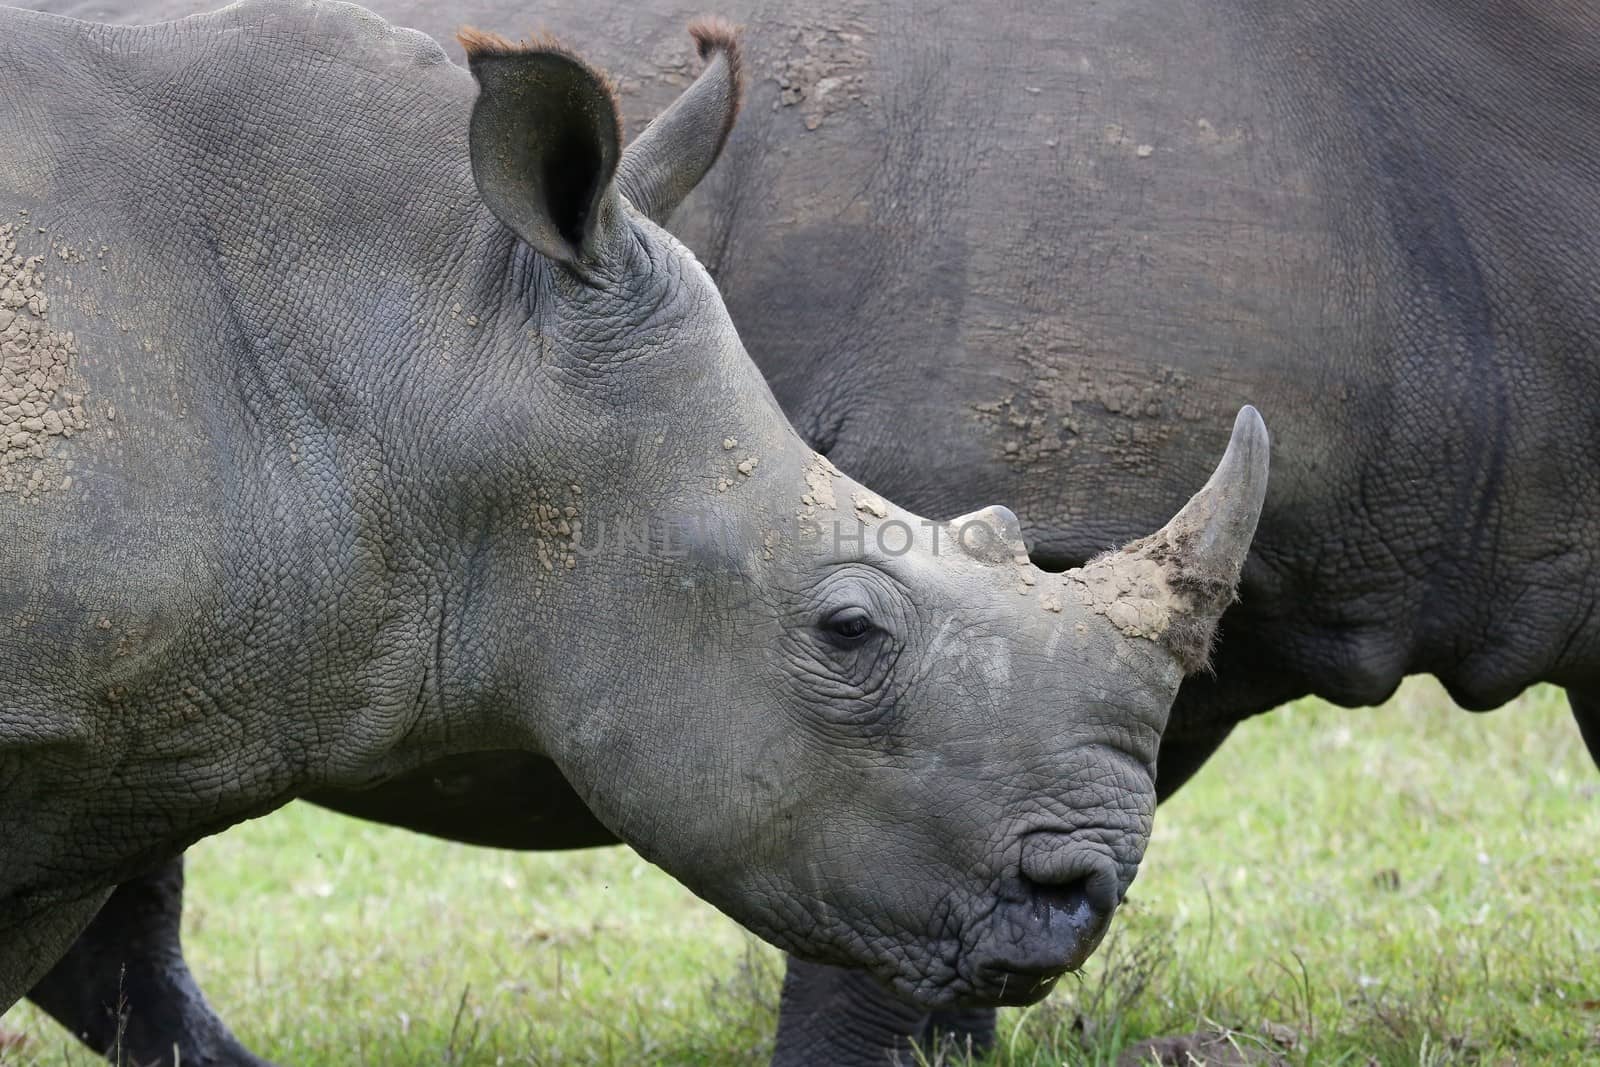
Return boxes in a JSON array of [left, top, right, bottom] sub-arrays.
[[451, 25, 1268, 1008]]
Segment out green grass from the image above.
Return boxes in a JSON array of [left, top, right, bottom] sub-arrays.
[[4, 681, 1597, 1065]]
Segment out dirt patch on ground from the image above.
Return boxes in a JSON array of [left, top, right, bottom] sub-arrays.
[[0, 221, 89, 498], [1118, 1029, 1288, 1066]]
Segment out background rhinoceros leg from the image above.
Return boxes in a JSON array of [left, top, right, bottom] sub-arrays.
[[1152, 725, 1237, 802], [770, 956, 934, 1067], [919, 1004, 998, 1059], [1568, 689, 1600, 768], [27, 856, 275, 1067]]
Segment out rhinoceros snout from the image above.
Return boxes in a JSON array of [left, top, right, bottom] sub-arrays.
[[966, 837, 1121, 1004]]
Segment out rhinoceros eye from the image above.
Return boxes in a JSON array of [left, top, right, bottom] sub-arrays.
[[819, 608, 877, 648]]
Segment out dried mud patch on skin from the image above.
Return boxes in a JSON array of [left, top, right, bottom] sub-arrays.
[[521, 484, 583, 577], [851, 489, 887, 519], [772, 23, 871, 132], [972, 359, 1197, 473], [1063, 553, 1183, 641], [1061, 527, 1235, 673], [790, 452, 846, 551], [0, 222, 89, 498], [797, 452, 841, 518], [710, 438, 760, 494]]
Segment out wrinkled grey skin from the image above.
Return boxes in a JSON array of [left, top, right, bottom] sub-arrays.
[[0, 0, 1272, 1045], [23, 0, 1599, 1064]]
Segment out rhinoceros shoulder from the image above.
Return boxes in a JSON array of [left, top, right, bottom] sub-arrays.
[[2, 0, 452, 81]]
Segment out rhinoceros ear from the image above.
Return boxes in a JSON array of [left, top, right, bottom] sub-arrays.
[[616, 18, 744, 224], [459, 28, 624, 271]]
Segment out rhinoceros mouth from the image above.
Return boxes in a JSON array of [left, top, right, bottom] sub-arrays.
[[954, 892, 1109, 1002], [968, 965, 1066, 1007], [873, 949, 1069, 1012], [885, 871, 1115, 1009]]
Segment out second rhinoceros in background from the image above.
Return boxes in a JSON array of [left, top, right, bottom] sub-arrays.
[[0, 0, 1269, 1035]]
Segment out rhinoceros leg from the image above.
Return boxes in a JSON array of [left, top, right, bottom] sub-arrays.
[[1153, 725, 1238, 802], [770, 957, 935, 1067], [27, 856, 275, 1067], [1568, 689, 1600, 768]]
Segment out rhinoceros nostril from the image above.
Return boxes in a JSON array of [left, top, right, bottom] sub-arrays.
[[1021, 875, 1101, 932], [1017, 874, 1114, 972], [1018, 834, 1123, 913], [1024, 875, 1090, 920]]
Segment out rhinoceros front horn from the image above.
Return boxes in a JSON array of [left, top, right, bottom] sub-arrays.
[[1072, 405, 1270, 673]]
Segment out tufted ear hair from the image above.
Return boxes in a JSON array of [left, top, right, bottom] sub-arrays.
[[459, 28, 624, 272], [616, 18, 745, 224]]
